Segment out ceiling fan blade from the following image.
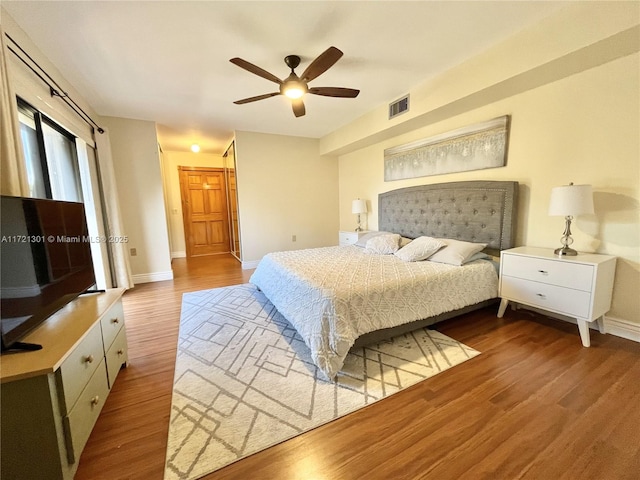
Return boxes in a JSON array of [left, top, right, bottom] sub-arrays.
[[233, 92, 280, 104], [292, 99, 306, 117], [308, 87, 360, 98], [230, 58, 283, 85], [300, 46, 343, 82]]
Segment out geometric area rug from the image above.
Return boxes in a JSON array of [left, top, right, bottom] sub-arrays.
[[164, 284, 480, 480]]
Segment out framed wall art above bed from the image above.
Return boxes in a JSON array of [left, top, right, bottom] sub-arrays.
[[383, 116, 510, 181]]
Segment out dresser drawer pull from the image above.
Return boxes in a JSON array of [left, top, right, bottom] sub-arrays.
[[84, 354, 95, 364], [110, 317, 120, 324], [536, 293, 547, 299], [90, 396, 100, 406], [117, 349, 124, 356], [538, 270, 549, 275]]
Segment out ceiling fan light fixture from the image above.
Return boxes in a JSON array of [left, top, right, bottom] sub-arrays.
[[281, 74, 308, 99], [284, 85, 305, 99]]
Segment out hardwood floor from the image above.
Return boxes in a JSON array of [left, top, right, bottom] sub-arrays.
[[77, 254, 640, 480]]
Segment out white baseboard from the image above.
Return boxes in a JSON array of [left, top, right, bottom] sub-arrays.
[[171, 251, 186, 259], [132, 270, 174, 284], [511, 304, 639, 343], [604, 316, 640, 343], [241, 260, 260, 270]]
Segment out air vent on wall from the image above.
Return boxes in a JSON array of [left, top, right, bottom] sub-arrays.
[[389, 94, 409, 119]]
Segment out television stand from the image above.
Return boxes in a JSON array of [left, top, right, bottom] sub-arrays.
[[0, 289, 128, 480], [1, 341, 43, 352]]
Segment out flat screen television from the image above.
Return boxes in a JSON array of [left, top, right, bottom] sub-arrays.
[[1, 195, 96, 352]]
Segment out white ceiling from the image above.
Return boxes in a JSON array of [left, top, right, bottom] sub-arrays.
[[3, 1, 567, 155]]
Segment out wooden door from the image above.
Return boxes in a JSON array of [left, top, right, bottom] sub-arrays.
[[179, 167, 230, 257]]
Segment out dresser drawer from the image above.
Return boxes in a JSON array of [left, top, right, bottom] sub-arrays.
[[501, 254, 594, 291], [57, 322, 104, 412], [100, 300, 124, 352], [63, 358, 110, 464], [105, 327, 128, 388], [501, 276, 592, 318]]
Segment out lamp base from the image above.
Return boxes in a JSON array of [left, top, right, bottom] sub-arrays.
[[554, 246, 578, 256]]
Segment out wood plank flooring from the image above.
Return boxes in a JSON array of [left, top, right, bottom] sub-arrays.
[[76, 254, 640, 480]]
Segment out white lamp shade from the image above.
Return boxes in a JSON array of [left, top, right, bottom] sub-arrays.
[[352, 199, 368, 214], [548, 184, 594, 216]]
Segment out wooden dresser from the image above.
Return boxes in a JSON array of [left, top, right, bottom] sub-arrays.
[[1, 289, 128, 480]]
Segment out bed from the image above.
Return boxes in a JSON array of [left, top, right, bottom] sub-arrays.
[[250, 180, 518, 380]]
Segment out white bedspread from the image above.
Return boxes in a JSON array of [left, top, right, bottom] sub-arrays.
[[249, 245, 498, 380]]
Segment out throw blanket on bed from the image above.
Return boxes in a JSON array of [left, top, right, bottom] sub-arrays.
[[250, 245, 497, 380]]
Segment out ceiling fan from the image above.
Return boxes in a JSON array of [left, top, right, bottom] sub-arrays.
[[230, 46, 360, 118]]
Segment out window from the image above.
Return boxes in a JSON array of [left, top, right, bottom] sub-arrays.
[[17, 99, 83, 202], [16, 98, 113, 289]]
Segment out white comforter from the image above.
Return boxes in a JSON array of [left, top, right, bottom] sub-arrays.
[[249, 245, 498, 380]]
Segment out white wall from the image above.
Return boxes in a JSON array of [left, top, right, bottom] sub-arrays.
[[234, 131, 339, 266], [161, 150, 225, 258], [331, 3, 639, 326], [101, 116, 173, 283]]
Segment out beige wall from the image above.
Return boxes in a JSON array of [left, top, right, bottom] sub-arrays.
[[101, 116, 173, 282], [161, 150, 225, 257], [333, 3, 639, 325], [234, 131, 339, 266]]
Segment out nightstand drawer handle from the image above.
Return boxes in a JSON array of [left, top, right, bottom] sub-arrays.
[[111, 317, 120, 324], [90, 396, 100, 406], [536, 293, 547, 299], [84, 354, 94, 364], [538, 270, 549, 275]]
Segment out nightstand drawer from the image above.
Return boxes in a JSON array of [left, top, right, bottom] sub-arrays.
[[501, 254, 594, 291], [501, 276, 591, 318], [339, 231, 360, 245]]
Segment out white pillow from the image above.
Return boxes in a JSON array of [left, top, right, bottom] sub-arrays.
[[354, 231, 393, 247], [365, 234, 401, 254], [427, 238, 488, 266], [394, 236, 446, 262]]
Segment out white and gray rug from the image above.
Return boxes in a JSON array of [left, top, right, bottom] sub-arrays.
[[165, 284, 480, 480]]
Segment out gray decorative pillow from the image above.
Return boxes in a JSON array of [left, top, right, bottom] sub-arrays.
[[365, 233, 401, 254], [354, 231, 393, 247], [428, 238, 488, 266], [394, 236, 445, 262]]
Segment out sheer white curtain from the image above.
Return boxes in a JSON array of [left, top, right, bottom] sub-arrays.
[[94, 129, 134, 289], [0, 25, 28, 196]]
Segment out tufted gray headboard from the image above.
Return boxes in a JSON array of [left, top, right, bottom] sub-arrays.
[[379, 180, 518, 256]]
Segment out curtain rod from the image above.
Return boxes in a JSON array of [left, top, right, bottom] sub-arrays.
[[5, 33, 104, 134]]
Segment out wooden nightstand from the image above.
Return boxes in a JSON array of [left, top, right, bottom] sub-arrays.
[[339, 230, 369, 246], [497, 246, 616, 347]]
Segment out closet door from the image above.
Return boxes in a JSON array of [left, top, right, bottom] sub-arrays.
[[224, 142, 242, 261]]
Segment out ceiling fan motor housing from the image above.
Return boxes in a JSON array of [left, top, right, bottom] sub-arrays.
[[284, 55, 301, 70]]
